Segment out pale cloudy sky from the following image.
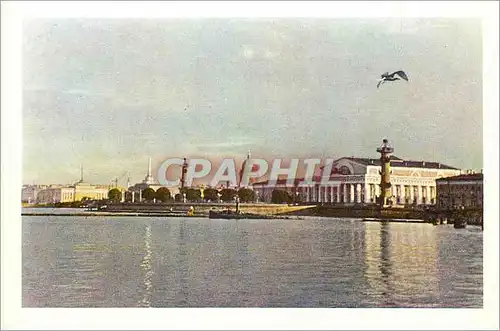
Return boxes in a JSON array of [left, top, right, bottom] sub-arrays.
[[22, 18, 482, 185]]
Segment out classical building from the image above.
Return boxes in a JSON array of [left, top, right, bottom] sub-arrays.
[[36, 182, 109, 204], [252, 155, 461, 206], [436, 172, 483, 209], [21, 185, 49, 204], [127, 158, 166, 201], [35, 167, 109, 204]]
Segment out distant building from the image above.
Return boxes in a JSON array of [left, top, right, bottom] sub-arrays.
[[36, 182, 109, 204], [253, 155, 461, 205], [21, 185, 49, 204], [128, 158, 165, 201], [436, 172, 483, 209], [128, 158, 164, 191], [35, 167, 109, 204]]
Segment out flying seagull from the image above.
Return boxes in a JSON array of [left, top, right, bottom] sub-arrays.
[[377, 70, 409, 88]]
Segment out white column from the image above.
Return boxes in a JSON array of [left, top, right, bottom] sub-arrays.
[[350, 184, 355, 203], [364, 184, 370, 204], [336, 185, 341, 203], [409, 185, 414, 204], [330, 186, 334, 203], [121, 191, 125, 203], [306, 187, 310, 202], [426, 186, 431, 205], [416, 185, 421, 205], [400, 185, 405, 204], [356, 184, 361, 203], [132, 191, 135, 203], [375, 184, 380, 199]]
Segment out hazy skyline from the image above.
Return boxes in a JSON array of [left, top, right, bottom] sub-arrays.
[[22, 18, 482, 185]]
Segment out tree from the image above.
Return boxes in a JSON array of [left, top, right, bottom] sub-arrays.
[[271, 189, 292, 204], [156, 187, 172, 202], [142, 188, 156, 202], [238, 188, 256, 203], [220, 188, 238, 202], [203, 188, 219, 202], [186, 188, 201, 201], [108, 188, 122, 203]]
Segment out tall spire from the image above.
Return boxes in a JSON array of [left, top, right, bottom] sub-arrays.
[[143, 157, 155, 185], [80, 164, 83, 182], [148, 157, 152, 177]]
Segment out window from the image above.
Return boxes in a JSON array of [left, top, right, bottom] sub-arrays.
[[338, 166, 351, 175]]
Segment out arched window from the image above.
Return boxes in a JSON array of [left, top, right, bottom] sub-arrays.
[[338, 166, 351, 175]]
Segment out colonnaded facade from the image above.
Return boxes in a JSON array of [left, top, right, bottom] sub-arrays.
[[252, 156, 461, 206]]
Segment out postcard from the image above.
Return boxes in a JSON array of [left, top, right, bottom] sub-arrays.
[[2, 1, 498, 330]]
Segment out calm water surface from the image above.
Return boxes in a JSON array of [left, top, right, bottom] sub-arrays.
[[22, 215, 483, 307]]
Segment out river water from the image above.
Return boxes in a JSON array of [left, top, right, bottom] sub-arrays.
[[22, 212, 483, 307]]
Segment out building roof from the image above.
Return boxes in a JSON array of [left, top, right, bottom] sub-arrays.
[[436, 173, 483, 182], [253, 176, 323, 186], [328, 156, 459, 170]]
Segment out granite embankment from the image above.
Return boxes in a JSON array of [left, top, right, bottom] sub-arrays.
[[104, 203, 316, 216]]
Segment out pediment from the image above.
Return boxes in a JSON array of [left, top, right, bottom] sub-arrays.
[[323, 158, 368, 175]]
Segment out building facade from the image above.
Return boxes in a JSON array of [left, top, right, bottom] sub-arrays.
[[36, 182, 109, 204], [253, 156, 461, 206], [436, 172, 483, 209], [22, 185, 49, 204], [127, 157, 175, 201]]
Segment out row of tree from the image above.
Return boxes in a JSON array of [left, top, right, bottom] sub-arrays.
[[107, 187, 258, 203], [108, 187, 297, 204]]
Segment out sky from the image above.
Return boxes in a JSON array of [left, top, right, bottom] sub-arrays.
[[22, 18, 483, 185]]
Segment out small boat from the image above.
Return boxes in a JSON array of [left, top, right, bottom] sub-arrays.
[[454, 218, 467, 229]]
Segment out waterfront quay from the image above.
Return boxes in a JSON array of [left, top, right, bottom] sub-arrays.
[[23, 202, 483, 227]]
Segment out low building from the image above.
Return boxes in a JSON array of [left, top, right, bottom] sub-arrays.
[[21, 185, 49, 204], [36, 181, 109, 204], [253, 156, 461, 205], [436, 172, 483, 209]]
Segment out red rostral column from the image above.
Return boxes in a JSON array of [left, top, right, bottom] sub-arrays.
[[376, 139, 394, 208], [180, 158, 188, 189]]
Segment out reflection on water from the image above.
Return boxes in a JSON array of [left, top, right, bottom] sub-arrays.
[[364, 222, 441, 307], [22, 216, 482, 307], [138, 224, 153, 307]]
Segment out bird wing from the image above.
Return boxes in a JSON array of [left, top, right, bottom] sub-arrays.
[[393, 70, 409, 81], [377, 80, 384, 88]]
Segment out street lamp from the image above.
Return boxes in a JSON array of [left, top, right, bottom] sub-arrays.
[[183, 193, 187, 204], [234, 195, 240, 213], [295, 191, 300, 204]]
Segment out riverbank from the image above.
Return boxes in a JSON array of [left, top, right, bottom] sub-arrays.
[[22, 203, 483, 226]]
